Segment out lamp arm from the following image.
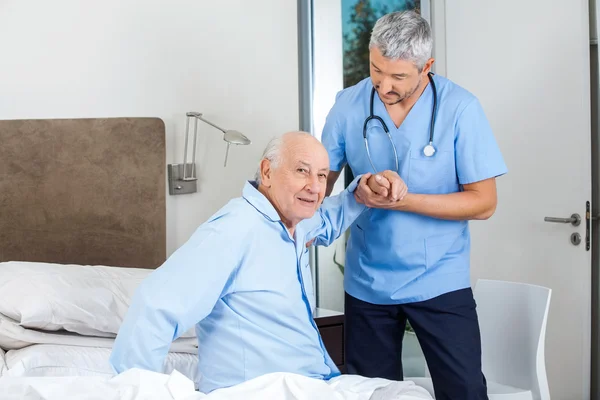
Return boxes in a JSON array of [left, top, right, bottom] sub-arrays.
[[197, 115, 227, 134]]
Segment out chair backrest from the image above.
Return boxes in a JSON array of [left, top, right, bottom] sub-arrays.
[[474, 279, 551, 400]]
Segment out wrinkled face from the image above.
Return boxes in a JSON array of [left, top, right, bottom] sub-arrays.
[[369, 46, 433, 106], [260, 135, 330, 230]]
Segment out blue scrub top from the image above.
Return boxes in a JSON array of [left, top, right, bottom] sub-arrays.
[[322, 74, 508, 305]]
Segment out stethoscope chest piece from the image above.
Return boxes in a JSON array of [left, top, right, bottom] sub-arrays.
[[423, 143, 436, 157]]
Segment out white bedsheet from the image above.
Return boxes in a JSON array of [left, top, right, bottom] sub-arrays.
[[0, 368, 433, 400], [4, 344, 199, 386], [0, 313, 197, 354]]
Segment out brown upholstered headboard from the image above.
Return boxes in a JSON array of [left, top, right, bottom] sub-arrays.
[[0, 118, 166, 269]]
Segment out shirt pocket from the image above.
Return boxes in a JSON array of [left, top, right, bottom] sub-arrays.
[[408, 149, 456, 193]]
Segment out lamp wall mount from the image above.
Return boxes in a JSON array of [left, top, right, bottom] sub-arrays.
[[167, 163, 197, 195]]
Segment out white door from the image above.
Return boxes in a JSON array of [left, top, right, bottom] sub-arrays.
[[438, 1, 592, 399]]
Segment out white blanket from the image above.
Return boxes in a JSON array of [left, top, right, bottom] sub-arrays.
[[0, 369, 432, 400], [0, 313, 197, 354]]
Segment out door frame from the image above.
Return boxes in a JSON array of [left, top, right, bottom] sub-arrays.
[[590, 0, 600, 398]]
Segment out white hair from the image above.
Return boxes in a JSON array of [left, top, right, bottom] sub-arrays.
[[254, 132, 316, 185], [369, 10, 433, 71], [254, 135, 285, 185]]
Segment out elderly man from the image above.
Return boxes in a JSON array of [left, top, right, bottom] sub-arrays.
[[109, 131, 406, 393]]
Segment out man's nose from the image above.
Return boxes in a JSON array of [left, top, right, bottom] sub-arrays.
[[306, 175, 321, 193], [378, 77, 393, 94]]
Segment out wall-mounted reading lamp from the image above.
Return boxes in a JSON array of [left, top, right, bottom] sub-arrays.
[[168, 112, 252, 195]]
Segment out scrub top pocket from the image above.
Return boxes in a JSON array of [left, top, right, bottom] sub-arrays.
[[408, 149, 456, 193]]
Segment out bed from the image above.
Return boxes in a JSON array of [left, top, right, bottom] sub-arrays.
[[0, 118, 432, 399]]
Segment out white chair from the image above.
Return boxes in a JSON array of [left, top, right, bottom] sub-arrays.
[[408, 279, 551, 400]]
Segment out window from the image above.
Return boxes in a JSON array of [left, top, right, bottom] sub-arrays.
[[299, 0, 429, 311], [342, 1, 423, 88]]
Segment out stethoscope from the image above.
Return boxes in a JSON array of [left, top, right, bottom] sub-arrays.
[[363, 72, 438, 173]]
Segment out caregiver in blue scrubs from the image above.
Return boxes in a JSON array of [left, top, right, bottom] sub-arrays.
[[321, 10, 507, 400]]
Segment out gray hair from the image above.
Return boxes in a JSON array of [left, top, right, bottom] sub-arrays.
[[254, 135, 285, 185], [369, 11, 433, 71]]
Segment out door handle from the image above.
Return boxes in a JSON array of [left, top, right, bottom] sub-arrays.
[[544, 213, 581, 226]]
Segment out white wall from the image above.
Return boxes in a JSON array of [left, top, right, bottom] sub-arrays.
[[0, 0, 299, 255]]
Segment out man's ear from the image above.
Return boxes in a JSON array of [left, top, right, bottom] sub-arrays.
[[422, 58, 435, 75], [260, 159, 273, 187]]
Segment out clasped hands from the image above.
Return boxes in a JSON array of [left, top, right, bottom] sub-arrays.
[[306, 170, 407, 248], [354, 170, 408, 209]]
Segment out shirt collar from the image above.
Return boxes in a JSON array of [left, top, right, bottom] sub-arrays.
[[242, 181, 281, 222]]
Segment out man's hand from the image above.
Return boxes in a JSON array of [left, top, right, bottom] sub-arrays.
[[355, 171, 408, 209], [366, 171, 408, 201]]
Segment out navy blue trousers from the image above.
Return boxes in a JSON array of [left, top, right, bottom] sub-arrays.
[[344, 288, 488, 400]]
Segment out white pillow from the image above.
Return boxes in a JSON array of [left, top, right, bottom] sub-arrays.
[[0, 347, 6, 376], [0, 261, 195, 338], [5, 344, 199, 387], [0, 311, 198, 354]]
